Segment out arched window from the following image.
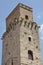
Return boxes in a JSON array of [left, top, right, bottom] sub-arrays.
[[28, 50, 33, 60]]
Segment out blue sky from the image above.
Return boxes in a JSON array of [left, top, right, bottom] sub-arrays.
[[0, 0, 43, 65]]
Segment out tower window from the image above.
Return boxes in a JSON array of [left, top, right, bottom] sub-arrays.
[[25, 15, 28, 19], [28, 50, 33, 60], [28, 37, 31, 41]]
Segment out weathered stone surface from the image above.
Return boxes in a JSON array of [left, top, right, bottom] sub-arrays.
[[2, 3, 42, 65]]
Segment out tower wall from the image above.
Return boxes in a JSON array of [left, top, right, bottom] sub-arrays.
[[20, 19, 42, 65], [2, 22, 20, 65], [2, 3, 42, 65]]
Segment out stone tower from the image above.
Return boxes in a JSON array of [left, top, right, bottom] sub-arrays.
[[2, 3, 42, 65]]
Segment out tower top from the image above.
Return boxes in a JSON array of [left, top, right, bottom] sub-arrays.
[[2, 3, 33, 40], [17, 3, 32, 11], [6, 3, 33, 19]]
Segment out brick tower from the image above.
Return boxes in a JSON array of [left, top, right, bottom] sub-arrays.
[[2, 3, 42, 65]]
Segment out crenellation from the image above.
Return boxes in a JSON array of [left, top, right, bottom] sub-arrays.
[[23, 20, 38, 32]]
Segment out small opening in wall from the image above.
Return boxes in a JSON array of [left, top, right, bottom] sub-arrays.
[[28, 37, 31, 41], [28, 50, 33, 60], [25, 15, 28, 19]]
